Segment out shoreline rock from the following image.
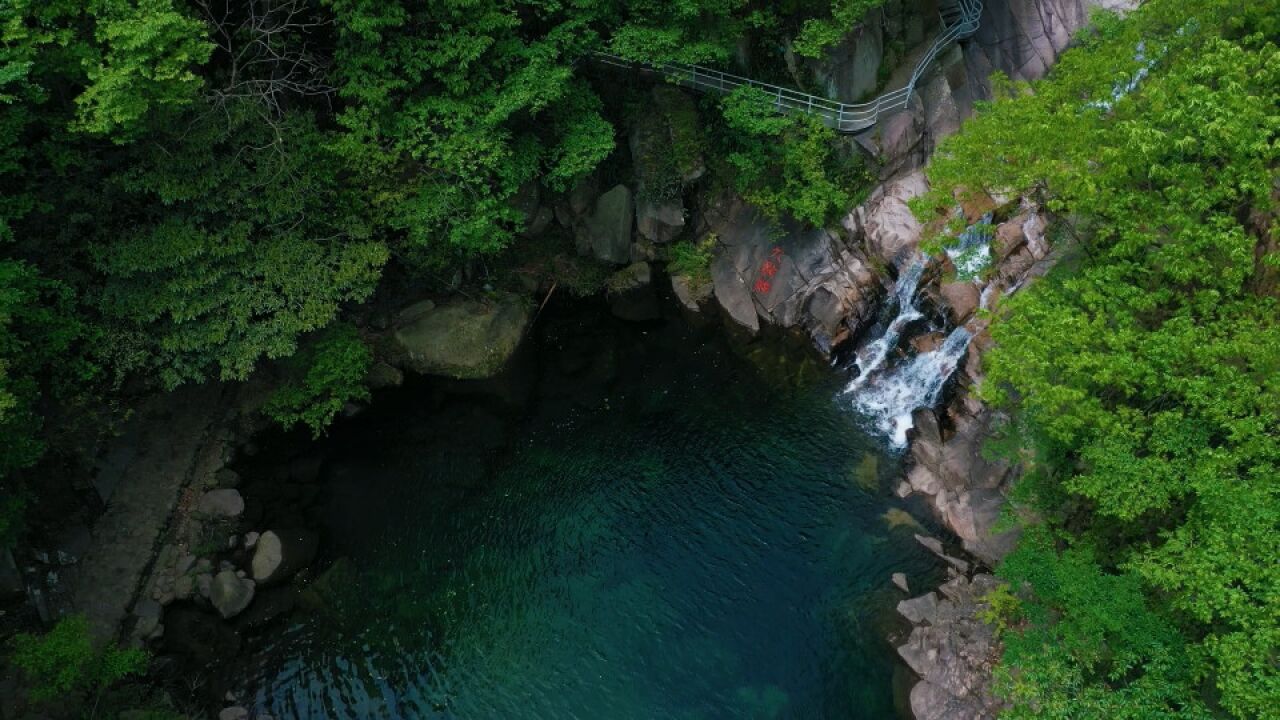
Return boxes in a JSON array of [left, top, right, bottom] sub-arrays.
[[897, 574, 1003, 720], [390, 295, 532, 379], [250, 529, 319, 587], [210, 571, 255, 619]]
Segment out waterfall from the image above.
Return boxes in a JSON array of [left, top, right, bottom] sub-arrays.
[[845, 259, 926, 392], [846, 326, 972, 447], [842, 215, 992, 448], [945, 212, 993, 280], [978, 283, 995, 310]]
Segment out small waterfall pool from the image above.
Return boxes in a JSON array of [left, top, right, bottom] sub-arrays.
[[215, 295, 947, 720]]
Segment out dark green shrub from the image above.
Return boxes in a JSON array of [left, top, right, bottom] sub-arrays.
[[9, 615, 147, 703], [264, 323, 372, 436], [667, 234, 718, 291], [718, 87, 870, 226]]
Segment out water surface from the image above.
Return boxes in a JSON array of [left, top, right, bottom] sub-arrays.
[[232, 298, 943, 719]]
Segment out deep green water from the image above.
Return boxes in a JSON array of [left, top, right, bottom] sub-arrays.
[[231, 298, 944, 719]]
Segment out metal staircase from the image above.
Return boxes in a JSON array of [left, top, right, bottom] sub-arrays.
[[594, 0, 983, 133]]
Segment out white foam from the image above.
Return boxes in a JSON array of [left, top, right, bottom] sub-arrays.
[[847, 326, 972, 447], [845, 259, 926, 393], [944, 212, 993, 280]]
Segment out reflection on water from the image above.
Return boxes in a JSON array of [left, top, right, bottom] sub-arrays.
[[230, 297, 943, 719]]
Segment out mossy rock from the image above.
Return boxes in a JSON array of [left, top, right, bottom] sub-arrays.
[[391, 294, 531, 379]]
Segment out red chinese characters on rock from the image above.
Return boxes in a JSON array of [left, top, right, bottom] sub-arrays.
[[752, 246, 785, 296]]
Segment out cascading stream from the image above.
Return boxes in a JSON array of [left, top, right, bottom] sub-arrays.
[[846, 326, 972, 447], [843, 213, 994, 448], [844, 259, 926, 392]]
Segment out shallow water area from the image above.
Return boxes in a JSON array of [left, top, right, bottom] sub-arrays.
[[226, 296, 944, 720]]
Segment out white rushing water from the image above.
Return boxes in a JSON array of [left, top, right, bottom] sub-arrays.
[[843, 213, 995, 447], [846, 326, 972, 447], [845, 259, 926, 391], [945, 212, 993, 280]]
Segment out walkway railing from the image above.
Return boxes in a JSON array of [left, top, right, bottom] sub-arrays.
[[595, 0, 983, 133]]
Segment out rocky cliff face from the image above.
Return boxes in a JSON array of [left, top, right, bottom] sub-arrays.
[[695, 3, 1132, 718], [364, 4, 1130, 716], [694, 0, 1132, 349]]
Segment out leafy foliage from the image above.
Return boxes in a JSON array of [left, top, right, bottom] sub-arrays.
[[667, 234, 718, 290], [264, 323, 372, 437], [606, 0, 762, 65], [326, 0, 616, 266], [996, 530, 1211, 719], [792, 0, 886, 58], [9, 614, 148, 703], [0, 260, 90, 545], [93, 104, 388, 387], [718, 86, 868, 225], [75, 0, 214, 138], [918, 1, 1280, 716]]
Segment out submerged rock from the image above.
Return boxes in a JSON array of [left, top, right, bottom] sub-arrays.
[[392, 295, 531, 379], [298, 556, 359, 614], [608, 262, 660, 322], [209, 571, 255, 619], [251, 529, 319, 587], [892, 572, 910, 593]]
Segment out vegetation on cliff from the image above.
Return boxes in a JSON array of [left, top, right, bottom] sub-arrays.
[[0, 0, 870, 553], [918, 0, 1278, 716], [3, 0, 1273, 717]]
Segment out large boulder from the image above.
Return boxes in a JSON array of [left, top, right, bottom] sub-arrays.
[[365, 361, 404, 390], [0, 549, 23, 600], [966, 0, 1095, 87], [670, 273, 713, 312], [711, 251, 759, 333], [391, 295, 531, 379], [250, 529, 319, 587], [865, 102, 928, 177], [807, 8, 884, 103], [705, 198, 879, 349], [585, 185, 634, 264], [629, 89, 694, 244], [940, 281, 981, 323], [904, 408, 1020, 566], [920, 70, 963, 142], [847, 170, 929, 267], [636, 197, 685, 244], [209, 571, 255, 619], [196, 489, 244, 519]]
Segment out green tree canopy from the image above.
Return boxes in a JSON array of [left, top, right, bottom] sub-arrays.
[[917, 1, 1279, 716]]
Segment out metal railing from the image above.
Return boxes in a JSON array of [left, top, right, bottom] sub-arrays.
[[594, 0, 982, 133]]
